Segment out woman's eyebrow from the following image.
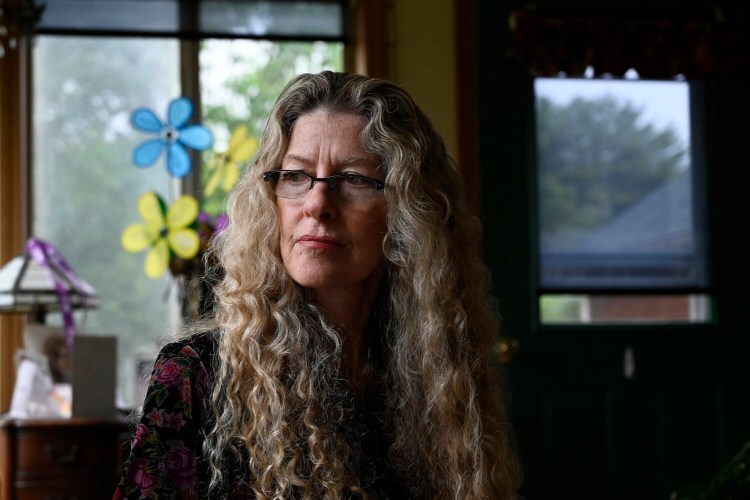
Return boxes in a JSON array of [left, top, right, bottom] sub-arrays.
[[338, 155, 373, 167], [282, 154, 313, 166], [283, 154, 375, 168]]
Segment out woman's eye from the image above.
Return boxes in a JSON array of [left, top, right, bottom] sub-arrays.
[[280, 171, 308, 183], [342, 174, 370, 186]]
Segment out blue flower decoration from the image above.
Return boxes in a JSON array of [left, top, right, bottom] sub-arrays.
[[131, 97, 213, 178]]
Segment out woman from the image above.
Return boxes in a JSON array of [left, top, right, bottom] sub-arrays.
[[114, 71, 521, 499]]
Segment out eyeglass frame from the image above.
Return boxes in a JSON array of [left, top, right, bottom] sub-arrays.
[[262, 169, 385, 203]]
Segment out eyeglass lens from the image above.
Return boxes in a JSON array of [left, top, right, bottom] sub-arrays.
[[265, 171, 383, 203]]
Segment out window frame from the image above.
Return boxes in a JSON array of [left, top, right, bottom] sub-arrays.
[[0, 0, 386, 412], [530, 77, 715, 326]]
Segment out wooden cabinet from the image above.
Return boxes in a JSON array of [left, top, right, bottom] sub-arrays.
[[0, 417, 130, 500]]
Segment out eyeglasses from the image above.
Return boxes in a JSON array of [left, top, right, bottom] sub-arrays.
[[263, 169, 385, 204]]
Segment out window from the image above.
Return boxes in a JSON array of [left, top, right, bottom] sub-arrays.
[[534, 76, 710, 324], [29, 2, 346, 408]]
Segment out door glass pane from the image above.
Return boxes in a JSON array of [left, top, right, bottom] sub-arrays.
[[534, 77, 710, 324], [540, 293, 710, 324]]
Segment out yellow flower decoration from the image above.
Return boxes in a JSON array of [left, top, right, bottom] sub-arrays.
[[121, 192, 200, 279], [204, 125, 258, 195]]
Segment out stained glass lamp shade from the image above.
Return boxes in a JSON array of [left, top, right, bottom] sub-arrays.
[[0, 247, 99, 321]]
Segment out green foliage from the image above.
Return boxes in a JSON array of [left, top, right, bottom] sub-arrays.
[[536, 95, 687, 240], [539, 295, 584, 323], [199, 41, 343, 215]]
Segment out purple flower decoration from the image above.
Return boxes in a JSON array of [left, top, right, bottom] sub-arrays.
[[214, 213, 229, 234], [131, 97, 213, 177]]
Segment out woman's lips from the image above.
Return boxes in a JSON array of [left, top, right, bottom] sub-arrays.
[[297, 235, 345, 250]]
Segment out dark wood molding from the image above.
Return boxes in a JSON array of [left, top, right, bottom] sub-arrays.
[[0, 32, 30, 412], [348, 0, 389, 78], [454, 0, 480, 215]]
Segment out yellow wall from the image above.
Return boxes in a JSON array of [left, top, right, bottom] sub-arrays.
[[387, 0, 458, 160]]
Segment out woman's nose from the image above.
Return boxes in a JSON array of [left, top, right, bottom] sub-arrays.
[[302, 180, 338, 220]]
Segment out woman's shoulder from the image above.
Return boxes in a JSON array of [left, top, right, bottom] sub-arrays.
[[158, 330, 218, 365], [116, 330, 220, 499], [150, 330, 219, 395]]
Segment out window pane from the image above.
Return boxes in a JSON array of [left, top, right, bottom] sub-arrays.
[[39, 0, 346, 39], [39, 0, 179, 33], [32, 35, 345, 408], [540, 294, 710, 324], [535, 78, 708, 291], [201, 2, 344, 38], [198, 39, 344, 215], [33, 36, 182, 408]]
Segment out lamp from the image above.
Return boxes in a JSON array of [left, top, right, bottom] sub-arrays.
[[0, 238, 101, 418], [0, 238, 99, 336]]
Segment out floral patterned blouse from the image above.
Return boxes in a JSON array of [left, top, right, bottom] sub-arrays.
[[113, 332, 249, 499], [113, 332, 409, 499]]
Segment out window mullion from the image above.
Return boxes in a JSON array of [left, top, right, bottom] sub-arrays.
[[179, 40, 203, 203]]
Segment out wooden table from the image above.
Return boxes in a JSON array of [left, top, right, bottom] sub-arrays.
[[0, 417, 130, 500]]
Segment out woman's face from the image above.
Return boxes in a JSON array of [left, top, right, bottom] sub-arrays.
[[276, 111, 388, 295]]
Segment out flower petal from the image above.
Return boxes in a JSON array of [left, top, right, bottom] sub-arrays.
[[138, 192, 166, 227], [222, 164, 240, 192], [166, 194, 199, 229], [121, 223, 157, 252], [131, 108, 163, 132], [167, 143, 191, 177], [214, 213, 228, 234], [168, 97, 193, 128], [231, 136, 257, 163], [205, 152, 223, 172], [132, 139, 165, 167], [227, 126, 249, 154], [204, 165, 224, 196], [179, 125, 213, 151], [145, 239, 169, 279], [168, 228, 200, 259]]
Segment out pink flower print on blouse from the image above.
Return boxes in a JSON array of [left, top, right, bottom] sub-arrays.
[[178, 377, 192, 404], [114, 333, 217, 498], [156, 357, 185, 386], [165, 411, 186, 431], [146, 407, 166, 427], [127, 458, 156, 495], [161, 443, 198, 492], [131, 423, 150, 448]]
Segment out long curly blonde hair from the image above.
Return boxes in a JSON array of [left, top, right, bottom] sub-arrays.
[[205, 71, 521, 499]]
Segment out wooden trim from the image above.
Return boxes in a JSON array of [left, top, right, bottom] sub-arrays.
[[0, 34, 30, 412], [454, 0, 480, 215], [347, 0, 389, 78]]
